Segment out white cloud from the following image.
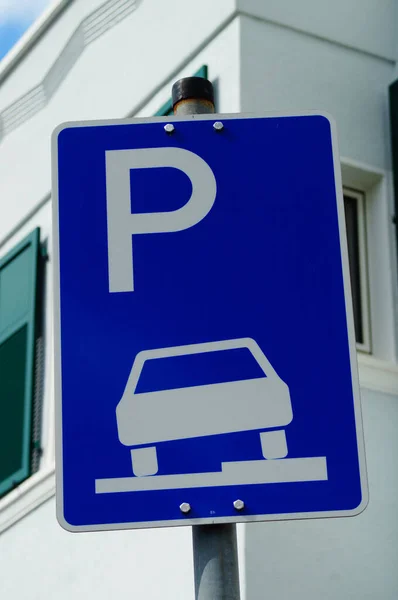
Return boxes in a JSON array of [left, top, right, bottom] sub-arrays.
[[0, 0, 52, 24]]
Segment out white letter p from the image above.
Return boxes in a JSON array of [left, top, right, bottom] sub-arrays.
[[105, 147, 216, 293]]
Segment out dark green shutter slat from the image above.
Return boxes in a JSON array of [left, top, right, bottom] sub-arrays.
[[155, 65, 208, 116], [31, 336, 44, 474], [0, 327, 28, 485], [0, 229, 40, 497], [155, 97, 174, 117]]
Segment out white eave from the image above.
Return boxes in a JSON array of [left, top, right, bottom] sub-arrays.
[[0, 0, 73, 85]]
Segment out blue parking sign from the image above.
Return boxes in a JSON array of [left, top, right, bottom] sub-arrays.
[[52, 112, 368, 532]]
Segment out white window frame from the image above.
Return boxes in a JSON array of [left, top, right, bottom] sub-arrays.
[[341, 158, 398, 366], [343, 186, 371, 353]]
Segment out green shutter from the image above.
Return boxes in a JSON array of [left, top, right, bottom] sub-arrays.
[[155, 65, 208, 116], [0, 229, 40, 497]]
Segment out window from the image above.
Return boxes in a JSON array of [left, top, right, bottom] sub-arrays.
[[343, 188, 370, 351], [155, 65, 208, 116], [0, 229, 43, 497]]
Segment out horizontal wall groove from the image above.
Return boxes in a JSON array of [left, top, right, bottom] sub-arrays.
[[0, 0, 141, 146]]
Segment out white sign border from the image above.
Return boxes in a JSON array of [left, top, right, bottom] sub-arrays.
[[52, 111, 369, 533]]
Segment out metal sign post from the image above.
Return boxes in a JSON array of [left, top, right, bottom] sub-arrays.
[[172, 77, 241, 600], [192, 524, 240, 600]]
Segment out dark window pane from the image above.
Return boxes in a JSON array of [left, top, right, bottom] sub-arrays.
[[0, 326, 28, 488], [344, 195, 363, 344]]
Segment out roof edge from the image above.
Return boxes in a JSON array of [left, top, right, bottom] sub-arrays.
[[0, 0, 74, 86]]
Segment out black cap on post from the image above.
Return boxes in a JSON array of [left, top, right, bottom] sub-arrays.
[[172, 77, 215, 115]]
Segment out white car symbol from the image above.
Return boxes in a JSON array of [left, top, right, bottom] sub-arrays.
[[116, 338, 293, 477]]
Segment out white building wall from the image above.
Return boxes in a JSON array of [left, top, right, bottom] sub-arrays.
[[237, 0, 398, 61], [1, 498, 196, 600], [245, 388, 398, 600], [240, 14, 392, 170], [0, 0, 397, 598], [239, 5, 398, 598]]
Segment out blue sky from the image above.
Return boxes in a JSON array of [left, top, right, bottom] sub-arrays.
[[0, 0, 52, 61]]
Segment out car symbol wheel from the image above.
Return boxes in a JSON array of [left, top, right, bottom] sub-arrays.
[[131, 446, 159, 477], [260, 429, 288, 459]]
